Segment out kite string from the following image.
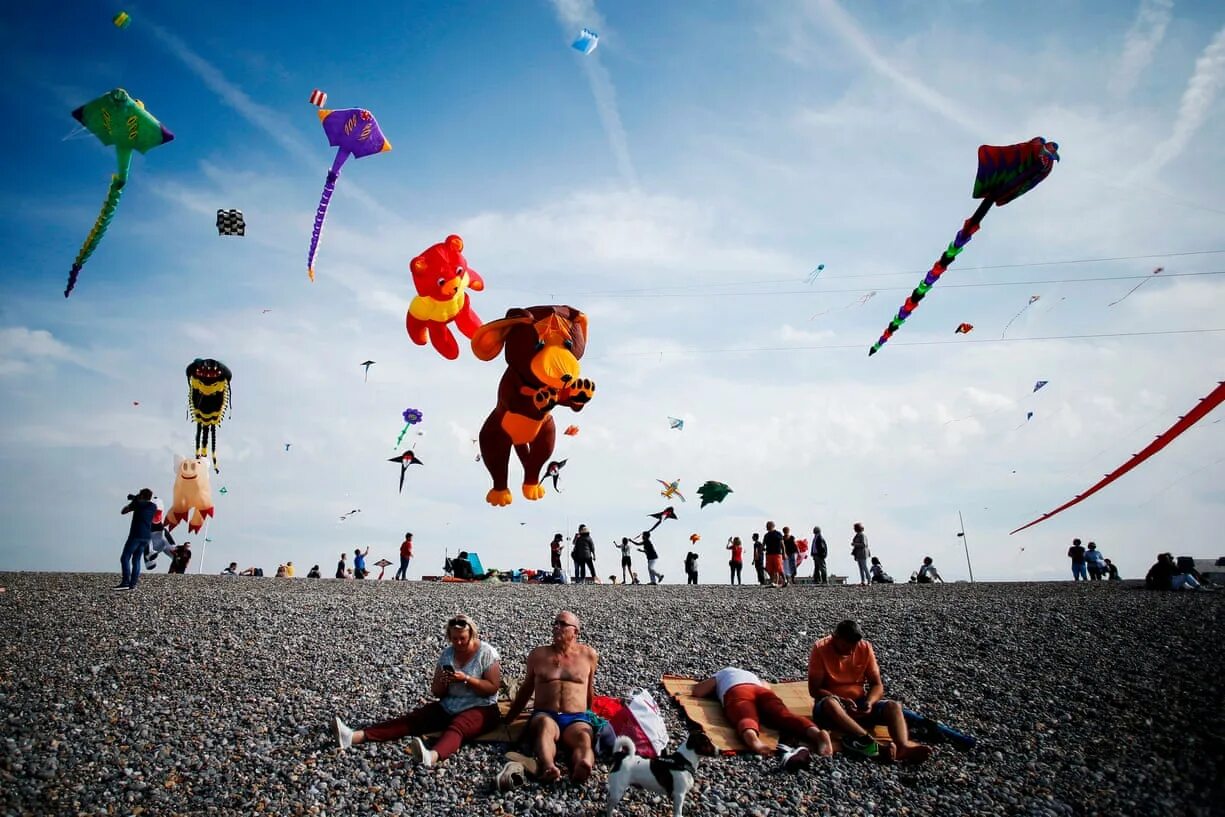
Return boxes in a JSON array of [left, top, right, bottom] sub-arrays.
[[1107, 268, 1162, 307]]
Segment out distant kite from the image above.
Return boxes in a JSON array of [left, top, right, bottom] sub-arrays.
[[307, 107, 391, 281], [647, 506, 678, 532], [667, 417, 684, 430], [113, 11, 130, 29], [805, 264, 826, 284], [1108, 267, 1163, 307], [696, 481, 733, 508], [572, 28, 599, 54], [658, 479, 685, 502], [339, 508, 361, 521], [869, 137, 1059, 354], [64, 88, 174, 296], [396, 407, 423, 447], [1002, 295, 1041, 338], [1033, 380, 1048, 393], [689, 533, 701, 544], [309, 89, 327, 107], [812, 290, 876, 320], [388, 450, 423, 493], [360, 360, 375, 382], [564, 425, 580, 437], [284, 443, 292, 452], [216, 209, 245, 237], [545, 459, 568, 492], [1011, 381, 1225, 534], [955, 323, 974, 334]]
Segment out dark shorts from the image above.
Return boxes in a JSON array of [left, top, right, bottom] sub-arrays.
[[531, 709, 601, 734], [621, 557, 632, 567], [812, 696, 890, 728]]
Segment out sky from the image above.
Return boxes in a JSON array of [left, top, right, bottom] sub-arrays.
[[1, 0, 1223, 582]]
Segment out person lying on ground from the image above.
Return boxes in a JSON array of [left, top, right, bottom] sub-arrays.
[[807, 619, 933, 762], [220, 562, 238, 576], [502, 610, 600, 783], [691, 667, 832, 766], [332, 613, 502, 765]]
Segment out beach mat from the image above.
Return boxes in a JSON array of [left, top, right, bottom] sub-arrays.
[[661, 674, 890, 754]]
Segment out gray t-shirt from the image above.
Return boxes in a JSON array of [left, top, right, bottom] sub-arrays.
[[437, 641, 500, 714]]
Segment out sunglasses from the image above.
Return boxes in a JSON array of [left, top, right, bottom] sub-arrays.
[[552, 620, 577, 629], [447, 619, 471, 629]]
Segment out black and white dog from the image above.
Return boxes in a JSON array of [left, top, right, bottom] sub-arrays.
[[606, 733, 713, 817]]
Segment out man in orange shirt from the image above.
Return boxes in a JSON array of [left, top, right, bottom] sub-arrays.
[[395, 532, 413, 581], [807, 619, 932, 762]]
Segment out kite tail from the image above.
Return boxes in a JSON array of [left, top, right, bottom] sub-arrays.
[[211, 425, 219, 473], [868, 199, 993, 355], [65, 174, 126, 297], [306, 151, 348, 282]]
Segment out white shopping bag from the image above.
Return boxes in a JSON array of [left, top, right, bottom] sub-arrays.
[[627, 688, 669, 754]]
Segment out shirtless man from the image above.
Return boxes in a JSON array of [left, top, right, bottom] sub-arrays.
[[503, 610, 600, 783]]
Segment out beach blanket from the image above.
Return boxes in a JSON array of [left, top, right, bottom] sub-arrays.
[[661, 674, 891, 754]]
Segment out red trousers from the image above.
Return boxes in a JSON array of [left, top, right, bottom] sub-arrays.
[[722, 684, 815, 739], [363, 702, 501, 760]]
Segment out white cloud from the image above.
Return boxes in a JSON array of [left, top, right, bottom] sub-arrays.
[[1110, 0, 1175, 98], [0, 327, 77, 376]]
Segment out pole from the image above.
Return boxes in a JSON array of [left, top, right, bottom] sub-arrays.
[[198, 517, 210, 574], [957, 510, 975, 583]]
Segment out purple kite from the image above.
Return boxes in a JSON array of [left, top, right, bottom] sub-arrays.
[[869, 138, 1059, 355], [307, 107, 391, 281]]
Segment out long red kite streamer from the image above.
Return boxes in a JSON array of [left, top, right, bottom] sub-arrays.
[[1010, 381, 1225, 534]]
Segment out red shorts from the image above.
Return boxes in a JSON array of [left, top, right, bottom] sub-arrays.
[[722, 684, 815, 738], [765, 554, 784, 575]]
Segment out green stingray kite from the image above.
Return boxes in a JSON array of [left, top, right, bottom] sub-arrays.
[[64, 88, 174, 297]]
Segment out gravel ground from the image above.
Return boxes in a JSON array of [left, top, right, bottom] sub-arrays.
[[1, 574, 1222, 817]]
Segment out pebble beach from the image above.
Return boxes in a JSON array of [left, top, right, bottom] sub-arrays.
[[1, 574, 1221, 817]]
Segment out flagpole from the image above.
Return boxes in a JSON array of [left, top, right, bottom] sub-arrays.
[[957, 510, 975, 583]]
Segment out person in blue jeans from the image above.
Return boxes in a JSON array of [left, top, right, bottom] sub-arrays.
[[117, 489, 157, 591], [1067, 538, 1087, 581]]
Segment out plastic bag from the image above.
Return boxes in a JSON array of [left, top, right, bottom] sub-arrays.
[[626, 688, 669, 754]]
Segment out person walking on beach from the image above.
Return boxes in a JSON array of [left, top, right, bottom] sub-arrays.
[[851, 523, 870, 586], [332, 613, 502, 766], [335, 552, 347, 579], [353, 546, 370, 580], [727, 536, 744, 585], [807, 619, 933, 762], [116, 489, 156, 591], [572, 525, 596, 582], [1068, 538, 1087, 581], [763, 521, 785, 587], [1085, 542, 1105, 581], [751, 532, 766, 585], [811, 526, 828, 585], [395, 532, 413, 581], [632, 531, 664, 584], [502, 610, 601, 784], [782, 526, 799, 587], [617, 537, 633, 584]]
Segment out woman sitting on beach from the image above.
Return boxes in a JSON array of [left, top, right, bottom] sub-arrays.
[[869, 557, 894, 584], [332, 613, 502, 766]]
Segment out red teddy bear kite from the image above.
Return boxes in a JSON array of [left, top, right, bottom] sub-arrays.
[[405, 234, 485, 360]]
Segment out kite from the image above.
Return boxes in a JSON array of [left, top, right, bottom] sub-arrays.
[[1109, 267, 1163, 307], [689, 533, 701, 544], [218, 486, 228, 495], [406, 235, 485, 360], [112, 11, 130, 29], [954, 323, 974, 334], [309, 89, 327, 107], [284, 443, 292, 452], [572, 28, 599, 54], [1011, 381, 1225, 534], [132, 401, 139, 406], [811, 290, 876, 320], [185, 358, 232, 473], [657, 478, 685, 502], [388, 450, 423, 494], [360, 360, 375, 382], [164, 455, 214, 534], [64, 88, 174, 297], [667, 417, 684, 430], [339, 508, 361, 521], [307, 107, 391, 281], [1033, 380, 1048, 393], [545, 459, 568, 492], [373, 558, 393, 580], [395, 407, 423, 448], [216, 209, 245, 236], [868, 137, 1059, 355], [647, 506, 678, 532], [805, 264, 826, 284], [1002, 295, 1041, 338], [564, 425, 580, 437], [696, 481, 733, 508], [1027, 411, 1034, 421]]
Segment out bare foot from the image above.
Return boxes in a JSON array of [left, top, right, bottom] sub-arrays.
[[570, 758, 593, 783], [895, 742, 933, 763], [814, 730, 834, 757], [540, 764, 564, 783]]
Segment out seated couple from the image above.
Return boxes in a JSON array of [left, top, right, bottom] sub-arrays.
[[332, 609, 601, 783]]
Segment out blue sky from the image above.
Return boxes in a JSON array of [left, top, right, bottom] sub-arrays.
[[1, 0, 1223, 581]]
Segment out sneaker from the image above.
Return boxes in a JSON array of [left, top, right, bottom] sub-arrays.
[[496, 760, 527, 792], [842, 733, 879, 758], [112, 585, 130, 592], [332, 716, 353, 750], [779, 744, 812, 772], [409, 736, 434, 767]]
